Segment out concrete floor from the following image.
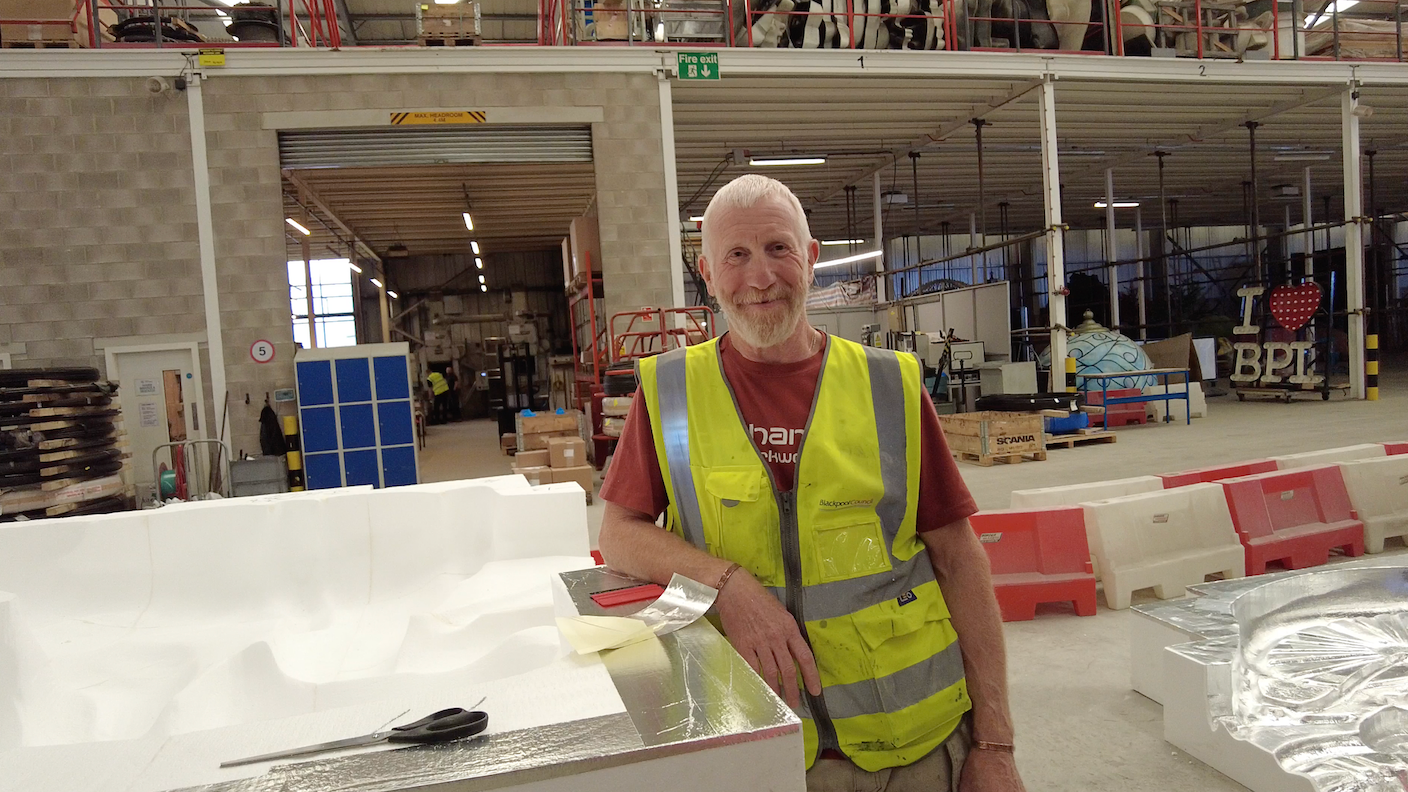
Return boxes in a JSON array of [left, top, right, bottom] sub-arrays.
[[418, 367, 1408, 792]]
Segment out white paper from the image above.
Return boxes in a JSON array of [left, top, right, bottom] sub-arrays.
[[138, 402, 160, 429], [135, 379, 158, 397]]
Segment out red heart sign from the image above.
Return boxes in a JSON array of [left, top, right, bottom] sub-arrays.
[[1268, 283, 1322, 332]]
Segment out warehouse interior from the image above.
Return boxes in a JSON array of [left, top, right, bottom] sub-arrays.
[[3, 13, 1408, 792]]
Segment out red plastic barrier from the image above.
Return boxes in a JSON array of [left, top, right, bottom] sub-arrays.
[[1160, 459, 1278, 488], [1086, 388, 1146, 428], [590, 550, 605, 565], [1384, 442, 1408, 456], [1219, 464, 1365, 576], [970, 506, 1097, 621]]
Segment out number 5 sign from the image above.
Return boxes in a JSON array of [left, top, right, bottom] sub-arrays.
[[250, 340, 275, 364]]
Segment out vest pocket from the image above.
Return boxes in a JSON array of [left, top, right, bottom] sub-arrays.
[[703, 468, 781, 586], [849, 588, 961, 747], [812, 516, 890, 583]]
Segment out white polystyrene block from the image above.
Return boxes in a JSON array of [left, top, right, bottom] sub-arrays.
[[1142, 381, 1207, 421], [1009, 475, 1164, 509], [1271, 443, 1385, 470], [364, 486, 493, 604], [0, 511, 152, 623], [1082, 484, 1245, 610], [498, 483, 591, 560], [1129, 613, 1194, 705], [1337, 455, 1408, 553]]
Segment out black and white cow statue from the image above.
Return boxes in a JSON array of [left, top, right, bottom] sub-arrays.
[[734, 0, 1083, 50]]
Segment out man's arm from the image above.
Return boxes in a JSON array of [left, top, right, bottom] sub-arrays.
[[598, 502, 822, 708], [920, 517, 1025, 791]]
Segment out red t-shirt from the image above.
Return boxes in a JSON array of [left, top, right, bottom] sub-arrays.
[[600, 334, 978, 532]]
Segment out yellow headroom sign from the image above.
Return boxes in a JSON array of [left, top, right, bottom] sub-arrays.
[[390, 111, 487, 125]]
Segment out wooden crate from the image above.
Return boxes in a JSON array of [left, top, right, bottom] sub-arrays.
[[940, 411, 1047, 467], [416, 1, 481, 42]]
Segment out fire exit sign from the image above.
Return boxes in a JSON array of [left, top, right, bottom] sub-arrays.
[[677, 52, 720, 81]]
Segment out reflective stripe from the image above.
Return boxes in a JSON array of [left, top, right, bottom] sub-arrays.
[[863, 346, 909, 552], [656, 349, 707, 550], [766, 553, 937, 622], [821, 640, 966, 721]]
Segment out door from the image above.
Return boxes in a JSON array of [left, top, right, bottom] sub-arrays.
[[108, 345, 205, 493]]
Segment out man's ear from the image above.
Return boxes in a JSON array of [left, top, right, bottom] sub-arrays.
[[807, 239, 820, 279], [697, 253, 716, 295]]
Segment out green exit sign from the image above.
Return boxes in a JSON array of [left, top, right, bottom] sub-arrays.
[[677, 52, 720, 81]]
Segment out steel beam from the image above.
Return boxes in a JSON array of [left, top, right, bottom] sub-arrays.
[[659, 71, 687, 309], [1038, 77, 1068, 392], [1105, 167, 1119, 330], [1342, 85, 1366, 399], [185, 72, 229, 447]]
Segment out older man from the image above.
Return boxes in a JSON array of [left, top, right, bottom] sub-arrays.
[[599, 174, 1025, 792]]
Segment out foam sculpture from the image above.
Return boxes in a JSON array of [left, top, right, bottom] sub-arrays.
[[0, 475, 603, 791], [1337, 455, 1408, 553], [1081, 483, 1245, 609], [1219, 465, 1365, 575], [970, 507, 1097, 621], [1160, 459, 1278, 488], [1141, 381, 1207, 422], [1269, 443, 1385, 470]]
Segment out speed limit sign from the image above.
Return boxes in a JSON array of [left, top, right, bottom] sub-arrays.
[[250, 339, 275, 364]]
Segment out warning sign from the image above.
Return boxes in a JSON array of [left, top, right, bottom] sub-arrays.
[[390, 111, 487, 125], [197, 49, 225, 67]]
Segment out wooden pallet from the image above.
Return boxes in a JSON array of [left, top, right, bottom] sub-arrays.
[[0, 40, 77, 49], [957, 449, 1047, 467], [1044, 431, 1118, 449], [418, 35, 480, 46]]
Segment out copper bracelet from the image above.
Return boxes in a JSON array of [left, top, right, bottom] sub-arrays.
[[972, 739, 1016, 754], [715, 562, 743, 592]]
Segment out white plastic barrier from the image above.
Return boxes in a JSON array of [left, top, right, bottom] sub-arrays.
[[1270, 443, 1385, 470], [1082, 483, 1246, 610], [1142, 382, 1207, 422], [1009, 475, 1164, 509], [1336, 455, 1408, 553]]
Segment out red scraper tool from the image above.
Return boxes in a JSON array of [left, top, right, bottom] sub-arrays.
[[590, 583, 665, 608]]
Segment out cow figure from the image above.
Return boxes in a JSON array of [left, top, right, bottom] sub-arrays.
[[962, 0, 1059, 49], [737, 0, 947, 49]]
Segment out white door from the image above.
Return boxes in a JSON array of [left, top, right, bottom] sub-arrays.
[[108, 346, 206, 492], [0, 353, 10, 369]]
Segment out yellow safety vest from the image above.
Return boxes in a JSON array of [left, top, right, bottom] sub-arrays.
[[638, 335, 970, 772], [428, 372, 449, 395]]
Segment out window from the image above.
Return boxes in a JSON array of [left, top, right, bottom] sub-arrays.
[[289, 258, 359, 348]]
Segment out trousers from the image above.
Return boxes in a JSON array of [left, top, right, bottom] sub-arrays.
[[805, 716, 972, 792]]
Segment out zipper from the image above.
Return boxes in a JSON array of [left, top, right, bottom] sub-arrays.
[[779, 491, 839, 752]]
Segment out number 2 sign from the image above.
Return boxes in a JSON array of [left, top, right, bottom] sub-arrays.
[[250, 340, 275, 364]]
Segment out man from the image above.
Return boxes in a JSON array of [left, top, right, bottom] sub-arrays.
[[427, 369, 450, 424], [444, 367, 462, 422], [599, 174, 1024, 792]]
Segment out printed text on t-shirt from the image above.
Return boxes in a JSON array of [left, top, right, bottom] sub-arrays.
[[749, 424, 805, 465]]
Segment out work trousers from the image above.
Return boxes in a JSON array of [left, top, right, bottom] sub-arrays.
[[805, 716, 971, 792]]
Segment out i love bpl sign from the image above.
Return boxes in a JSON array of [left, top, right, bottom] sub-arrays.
[[1230, 285, 1324, 387]]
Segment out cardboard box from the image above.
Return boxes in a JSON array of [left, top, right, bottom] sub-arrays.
[[515, 449, 549, 468], [1, 0, 76, 43], [550, 464, 594, 494], [519, 410, 580, 435], [500, 433, 516, 454], [548, 436, 586, 469], [512, 465, 551, 486], [520, 429, 577, 451]]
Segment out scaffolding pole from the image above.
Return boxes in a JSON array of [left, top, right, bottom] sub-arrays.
[[1038, 77, 1068, 392], [1343, 85, 1366, 400], [1105, 168, 1120, 330]]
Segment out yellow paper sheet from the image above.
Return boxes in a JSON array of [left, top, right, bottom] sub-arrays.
[[555, 616, 657, 654]]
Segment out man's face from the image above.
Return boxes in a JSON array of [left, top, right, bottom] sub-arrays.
[[699, 197, 819, 349]]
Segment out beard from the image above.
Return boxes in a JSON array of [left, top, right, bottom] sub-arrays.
[[720, 282, 809, 349]]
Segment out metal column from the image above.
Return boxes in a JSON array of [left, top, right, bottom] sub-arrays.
[[1038, 77, 1068, 392], [1104, 168, 1120, 330], [1303, 166, 1314, 280], [379, 273, 391, 344], [185, 72, 228, 446], [300, 200, 317, 349], [659, 71, 687, 309], [873, 171, 887, 303], [1342, 86, 1366, 400], [1135, 207, 1147, 340]]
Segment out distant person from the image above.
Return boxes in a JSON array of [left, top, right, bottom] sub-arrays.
[[427, 370, 450, 424], [445, 368, 461, 422]]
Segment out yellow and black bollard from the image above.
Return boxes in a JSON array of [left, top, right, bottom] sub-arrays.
[[284, 415, 305, 491], [1367, 335, 1379, 401], [1065, 356, 1078, 394]]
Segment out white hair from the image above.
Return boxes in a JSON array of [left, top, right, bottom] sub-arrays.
[[700, 174, 812, 259]]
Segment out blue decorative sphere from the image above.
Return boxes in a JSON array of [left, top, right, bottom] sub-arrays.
[[1040, 311, 1156, 393]]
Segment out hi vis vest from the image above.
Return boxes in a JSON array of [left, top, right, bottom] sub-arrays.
[[428, 372, 449, 395], [638, 335, 971, 772]]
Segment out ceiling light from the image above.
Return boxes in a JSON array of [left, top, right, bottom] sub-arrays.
[[285, 218, 311, 235], [386, 243, 409, 259], [655, 21, 665, 39], [348, 262, 362, 274], [815, 249, 883, 269], [434, 0, 458, 4], [480, 284, 488, 292], [1093, 200, 1140, 208], [387, 290, 398, 298], [471, 241, 480, 255], [1274, 153, 1333, 162], [370, 278, 384, 289], [750, 157, 826, 167], [688, 216, 704, 222], [1059, 150, 1107, 157], [478, 274, 486, 284], [462, 212, 474, 231], [821, 239, 866, 246]]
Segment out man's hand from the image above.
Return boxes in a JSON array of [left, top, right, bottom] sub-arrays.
[[715, 569, 822, 708], [959, 750, 1025, 792]]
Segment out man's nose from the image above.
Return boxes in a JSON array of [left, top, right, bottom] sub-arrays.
[[741, 254, 779, 289]]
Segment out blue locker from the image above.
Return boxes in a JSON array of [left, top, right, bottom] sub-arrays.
[[296, 360, 335, 406], [301, 407, 339, 453], [373, 356, 411, 400], [296, 344, 417, 491], [339, 403, 377, 450], [343, 450, 380, 487], [335, 357, 373, 403], [305, 452, 343, 489], [376, 400, 414, 446], [381, 446, 418, 487]]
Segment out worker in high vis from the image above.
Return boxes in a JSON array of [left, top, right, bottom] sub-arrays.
[[599, 175, 1024, 792], [427, 370, 450, 424]]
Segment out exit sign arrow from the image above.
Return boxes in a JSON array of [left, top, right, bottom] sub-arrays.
[[676, 52, 720, 81]]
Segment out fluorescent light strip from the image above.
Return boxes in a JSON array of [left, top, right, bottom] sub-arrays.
[[1093, 201, 1140, 209], [462, 212, 474, 231], [387, 290, 398, 298], [348, 263, 362, 274], [285, 218, 311, 236], [749, 157, 826, 166], [475, 258, 484, 269], [370, 278, 384, 289], [688, 216, 704, 222], [815, 249, 882, 269], [480, 284, 488, 292], [471, 241, 480, 255], [478, 274, 486, 284], [821, 239, 866, 246]]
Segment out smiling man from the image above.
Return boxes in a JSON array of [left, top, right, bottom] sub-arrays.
[[598, 174, 1025, 792]]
